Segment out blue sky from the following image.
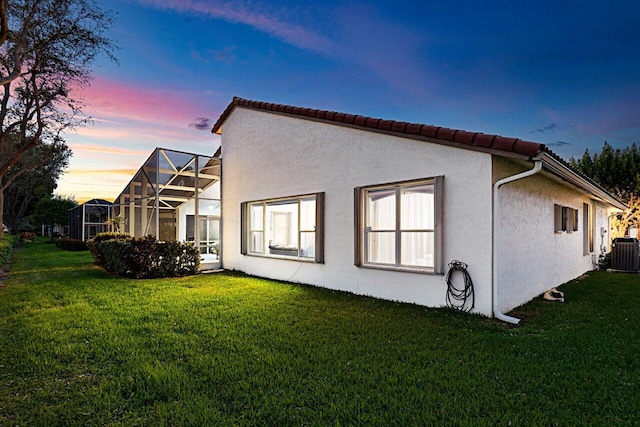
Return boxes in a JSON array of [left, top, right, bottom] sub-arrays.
[[58, 0, 640, 202]]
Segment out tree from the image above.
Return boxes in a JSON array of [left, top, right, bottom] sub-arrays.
[[0, 0, 116, 238], [32, 193, 76, 232], [571, 141, 640, 236], [2, 139, 71, 233]]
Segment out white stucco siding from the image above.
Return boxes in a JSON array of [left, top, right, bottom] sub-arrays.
[[221, 108, 495, 315], [494, 157, 613, 313]]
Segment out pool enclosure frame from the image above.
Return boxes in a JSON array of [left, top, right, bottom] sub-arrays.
[[112, 148, 222, 270], [68, 199, 113, 240]]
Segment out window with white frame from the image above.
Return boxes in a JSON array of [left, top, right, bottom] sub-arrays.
[[241, 193, 324, 262], [355, 177, 443, 273]]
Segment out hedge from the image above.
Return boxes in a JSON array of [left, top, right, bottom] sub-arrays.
[[54, 238, 88, 251], [98, 235, 200, 279]]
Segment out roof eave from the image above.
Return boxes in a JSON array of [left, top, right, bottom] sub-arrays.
[[539, 152, 627, 210]]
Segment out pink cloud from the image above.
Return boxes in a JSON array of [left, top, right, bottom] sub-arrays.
[[78, 76, 210, 126], [68, 143, 150, 156]]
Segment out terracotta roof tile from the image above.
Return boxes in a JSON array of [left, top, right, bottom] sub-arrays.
[[420, 125, 439, 138], [513, 140, 544, 158], [472, 133, 495, 148], [404, 123, 422, 135], [378, 119, 393, 131], [435, 127, 456, 140], [492, 136, 517, 152], [365, 117, 380, 128], [391, 121, 408, 133], [354, 115, 367, 126], [212, 97, 546, 159], [453, 130, 475, 145]]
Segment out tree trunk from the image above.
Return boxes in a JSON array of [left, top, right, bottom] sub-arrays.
[[0, 183, 5, 239]]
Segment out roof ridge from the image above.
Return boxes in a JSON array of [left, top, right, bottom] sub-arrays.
[[212, 97, 545, 159]]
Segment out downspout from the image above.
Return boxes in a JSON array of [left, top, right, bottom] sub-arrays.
[[492, 157, 543, 324]]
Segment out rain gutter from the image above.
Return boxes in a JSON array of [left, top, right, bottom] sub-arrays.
[[492, 157, 543, 324]]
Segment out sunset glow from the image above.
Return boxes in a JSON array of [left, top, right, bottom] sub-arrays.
[[55, 0, 639, 203]]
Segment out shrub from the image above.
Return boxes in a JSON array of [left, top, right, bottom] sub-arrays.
[[93, 232, 131, 244], [89, 232, 131, 265], [98, 235, 200, 279], [0, 237, 16, 265], [19, 232, 36, 242], [54, 238, 88, 251], [99, 239, 130, 275]]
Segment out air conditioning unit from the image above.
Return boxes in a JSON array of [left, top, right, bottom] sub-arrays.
[[611, 238, 640, 272]]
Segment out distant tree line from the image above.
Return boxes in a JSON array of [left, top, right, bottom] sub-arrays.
[[570, 141, 640, 236]]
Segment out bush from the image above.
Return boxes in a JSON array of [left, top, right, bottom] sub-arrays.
[[19, 232, 36, 242], [88, 232, 131, 265], [99, 239, 130, 275], [0, 237, 16, 265], [93, 232, 131, 244], [54, 238, 88, 251], [99, 235, 200, 279]]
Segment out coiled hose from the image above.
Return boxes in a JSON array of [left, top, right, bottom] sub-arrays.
[[445, 260, 475, 312]]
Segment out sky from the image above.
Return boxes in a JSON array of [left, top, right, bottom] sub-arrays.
[[56, 0, 640, 203]]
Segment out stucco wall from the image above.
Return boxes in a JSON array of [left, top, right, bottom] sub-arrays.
[[220, 108, 496, 315], [494, 157, 617, 313]]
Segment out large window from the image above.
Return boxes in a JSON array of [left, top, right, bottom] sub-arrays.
[[241, 193, 324, 263], [355, 177, 443, 273]]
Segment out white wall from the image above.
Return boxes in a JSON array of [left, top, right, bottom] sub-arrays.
[[494, 157, 617, 313], [221, 108, 496, 315]]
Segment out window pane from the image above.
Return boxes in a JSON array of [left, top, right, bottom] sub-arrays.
[[401, 184, 434, 230], [367, 188, 396, 230], [250, 203, 263, 230], [300, 197, 316, 231], [186, 215, 195, 241], [300, 231, 315, 258], [250, 231, 263, 253], [401, 231, 434, 267], [366, 231, 396, 264], [266, 200, 298, 249]]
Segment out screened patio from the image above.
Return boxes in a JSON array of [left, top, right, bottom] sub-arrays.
[[112, 148, 221, 270]]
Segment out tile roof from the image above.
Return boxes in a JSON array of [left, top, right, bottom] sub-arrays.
[[212, 97, 545, 159]]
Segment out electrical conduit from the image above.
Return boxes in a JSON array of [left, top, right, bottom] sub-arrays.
[[492, 158, 543, 324]]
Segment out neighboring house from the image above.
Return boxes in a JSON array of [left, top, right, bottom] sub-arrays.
[[69, 199, 112, 241], [210, 97, 626, 323], [41, 224, 69, 237]]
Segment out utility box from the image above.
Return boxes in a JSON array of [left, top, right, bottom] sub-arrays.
[[611, 237, 640, 272]]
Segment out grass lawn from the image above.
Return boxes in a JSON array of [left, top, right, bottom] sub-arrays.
[[1, 240, 639, 425]]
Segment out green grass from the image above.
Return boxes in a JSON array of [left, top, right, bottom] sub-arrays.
[[1, 239, 639, 426]]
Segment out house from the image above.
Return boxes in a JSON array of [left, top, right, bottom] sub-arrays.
[[68, 199, 112, 240], [209, 97, 625, 323]]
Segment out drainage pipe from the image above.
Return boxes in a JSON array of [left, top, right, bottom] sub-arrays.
[[492, 158, 543, 324]]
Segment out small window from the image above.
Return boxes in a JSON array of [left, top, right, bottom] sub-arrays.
[[554, 204, 563, 233], [241, 193, 324, 263], [554, 204, 578, 233], [355, 177, 443, 273]]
